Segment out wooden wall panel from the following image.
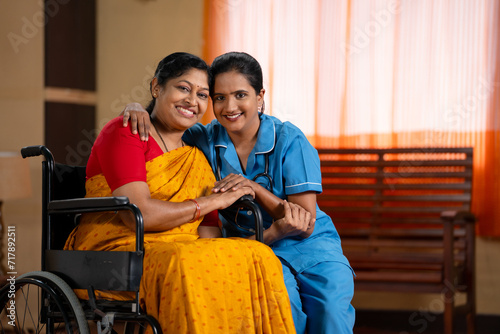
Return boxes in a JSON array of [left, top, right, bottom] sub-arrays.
[[44, 0, 96, 165], [44, 102, 95, 165]]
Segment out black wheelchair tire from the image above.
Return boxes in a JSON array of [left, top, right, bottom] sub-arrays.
[[0, 271, 89, 334]]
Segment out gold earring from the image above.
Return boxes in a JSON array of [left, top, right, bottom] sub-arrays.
[[153, 93, 157, 98]]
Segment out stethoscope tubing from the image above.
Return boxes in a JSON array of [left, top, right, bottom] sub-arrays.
[[215, 147, 273, 193]]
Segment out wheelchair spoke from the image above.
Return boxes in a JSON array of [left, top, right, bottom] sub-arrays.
[[1, 274, 88, 334], [19, 282, 36, 332]]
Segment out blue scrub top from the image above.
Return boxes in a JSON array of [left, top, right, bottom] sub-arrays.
[[184, 114, 350, 273]]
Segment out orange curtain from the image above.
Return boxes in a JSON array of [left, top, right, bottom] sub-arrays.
[[203, 0, 500, 236]]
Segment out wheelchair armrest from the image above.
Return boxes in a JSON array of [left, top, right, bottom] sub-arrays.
[[48, 196, 130, 210], [228, 195, 264, 242], [48, 197, 144, 253]]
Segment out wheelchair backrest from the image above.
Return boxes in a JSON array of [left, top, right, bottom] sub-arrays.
[[53, 163, 87, 200], [48, 163, 87, 250]]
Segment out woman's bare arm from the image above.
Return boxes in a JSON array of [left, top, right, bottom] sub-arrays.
[[198, 226, 222, 238], [287, 192, 317, 238], [114, 180, 255, 232]]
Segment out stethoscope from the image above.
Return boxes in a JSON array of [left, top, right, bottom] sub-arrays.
[[215, 146, 273, 234], [215, 146, 273, 193]]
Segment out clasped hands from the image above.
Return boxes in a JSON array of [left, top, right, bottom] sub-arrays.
[[214, 173, 315, 239]]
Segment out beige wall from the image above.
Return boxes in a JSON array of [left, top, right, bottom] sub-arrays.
[[1, 0, 499, 317], [0, 0, 205, 278], [96, 0, 205, 128], [0, 0, 45, 277]]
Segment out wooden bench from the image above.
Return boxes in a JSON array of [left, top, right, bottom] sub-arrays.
[[316, 147, 476, 334]]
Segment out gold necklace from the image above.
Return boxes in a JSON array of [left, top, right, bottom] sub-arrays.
[[151, 119, 169, 152]]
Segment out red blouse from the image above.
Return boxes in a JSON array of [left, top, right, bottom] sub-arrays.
[[86, 117, 218, 226]]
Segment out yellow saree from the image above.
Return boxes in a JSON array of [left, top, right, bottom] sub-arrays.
[[65, 146, 295, 333]]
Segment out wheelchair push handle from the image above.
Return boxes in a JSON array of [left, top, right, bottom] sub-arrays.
[[21, 145, 54, 163]]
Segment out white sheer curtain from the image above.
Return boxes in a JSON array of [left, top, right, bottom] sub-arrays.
[[204, 0, 500, 236], [206, 0, 497, 138]]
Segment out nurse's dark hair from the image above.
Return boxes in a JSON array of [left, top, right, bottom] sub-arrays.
[[209, 52, 264, 113], [145, 52, 210, 115]]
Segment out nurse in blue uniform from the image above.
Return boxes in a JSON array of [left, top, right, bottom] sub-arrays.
[[123, 52, 355, 334]]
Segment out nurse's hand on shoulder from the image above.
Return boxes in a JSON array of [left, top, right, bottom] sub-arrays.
[[121, 102, 151, 141], [271, 200, 314, 239]]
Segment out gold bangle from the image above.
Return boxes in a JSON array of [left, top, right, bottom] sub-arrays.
[[185, 199, 201, 222]]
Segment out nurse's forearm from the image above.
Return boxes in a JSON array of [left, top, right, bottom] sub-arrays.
[[253, 184, 285, 219], [246, 223, 284, 245]]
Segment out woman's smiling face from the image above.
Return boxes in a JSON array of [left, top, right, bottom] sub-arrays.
[[152, 68, 209, 131], [211, 70, 264, 136]]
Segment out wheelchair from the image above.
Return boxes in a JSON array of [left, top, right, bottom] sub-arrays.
[[0, 145, 264, 334]]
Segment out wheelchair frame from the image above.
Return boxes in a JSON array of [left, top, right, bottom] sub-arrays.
[[0, 145, 264, 334]]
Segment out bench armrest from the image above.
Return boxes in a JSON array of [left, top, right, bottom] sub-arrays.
[[441, 209, 476, 294], [441, 210, 476, 224]]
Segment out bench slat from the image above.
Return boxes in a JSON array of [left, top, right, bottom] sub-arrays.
[[352, 262, 443, 271], [318, 194, 471, 202], [322, 183, 472, 190], [326, 206, 470, 213], [317, 147, 473, 154], [355, 271, 442, 283], [338, 228, 467, 237], [342, 239, 466, 249], [320, 160, 472, 168], [322, 171, 472, 178]]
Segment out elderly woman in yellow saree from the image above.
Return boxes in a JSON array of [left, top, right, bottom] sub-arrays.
[[64, 52, 296, 333]]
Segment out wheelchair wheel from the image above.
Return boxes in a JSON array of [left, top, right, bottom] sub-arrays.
[[123, 321, 148, 334], [123, 318, 162, 334], [0, 271, 89, 333]]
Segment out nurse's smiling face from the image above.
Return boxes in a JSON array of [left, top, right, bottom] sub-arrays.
[[212, 70, 265, 137]]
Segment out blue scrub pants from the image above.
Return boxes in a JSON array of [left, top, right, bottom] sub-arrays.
[[282, 261, 355, 334]]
